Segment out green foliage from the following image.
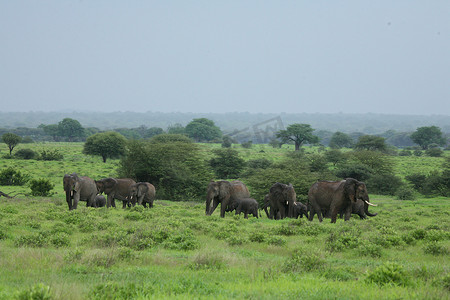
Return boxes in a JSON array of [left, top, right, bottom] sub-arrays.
[[29, 178, 54, 197], [0, 167, 30, 186], [150, 133, 192, 143], [16, 283, 53, 300], [367, 173, 404, 195], [410, 126, 446, 149], [395, 186, 417, 200], [166, 123, 185, 135], [221, 135, 233, 148], [209, 148, 245, 179], [423, 241, 449, 256], [38, 149, 63, 161], [425, 147, 444, 157], [119, 139, 212, 200], [57, 118, 85, 142], [2, 132, 21, 155], [185, 118, 222, 142], [276, 123, 319, 151], [283, 248, 326, 273], [241, 140, 253, 148], [324, 149, 347, 166], [365, 262, 411, 286], [334, 163, 373, 181], [14, 148, 37, 160], [354, 135, 387, 152], [329, 131, 354, 149], [83, 131, 127, 163]]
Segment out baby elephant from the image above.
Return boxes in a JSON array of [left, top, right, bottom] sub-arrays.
[[94, 194, 106, 208], [230, 198, 259, 219], [293, 201, 308, 219]]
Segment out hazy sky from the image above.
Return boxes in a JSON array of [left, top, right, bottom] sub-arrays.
[[1, 1, 449, 115]]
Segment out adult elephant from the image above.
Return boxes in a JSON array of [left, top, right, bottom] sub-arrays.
[[308, 178, 375, 223], [265, 183, 297, 219], [129, 182, 156, 208], [95, 178, 136, 208], [206, 180, 250, 218], [63, 173, 97, 210]]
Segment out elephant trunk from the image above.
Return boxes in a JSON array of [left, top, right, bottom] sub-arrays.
[[65, 190, 72, 210], [364, 201, 378, 217], [205, 195, 212, 215]]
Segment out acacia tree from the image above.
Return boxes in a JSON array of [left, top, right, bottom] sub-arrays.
[[354, 135, 387, 152], [410, 126, 446, 150], [2, 133, 22, 155], [329, 131, 354, 149], [276, 123, 319, 151], [83, 131, 127, 162], [58, 118, 85, 142], [185, 118, 222, 142]]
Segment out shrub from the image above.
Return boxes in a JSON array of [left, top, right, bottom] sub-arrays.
[[399, 149, 412, 156], [358, 243, 382, 258], [0, 167, 30, 186], [241, 140, 253, 148], [246, 158, 273, 170], [50, 233, 70, 248], [282, 248, 326, 273], [209, 148, 245, 179], [423, 241, 448, 256], [14, 148, 37, 159], [89, 282, 150, 300], [15, 232, 48, 248], [189, 252, 225, 270], [39, 149, 63, 161], [266, 236, 286, 246], [413, 149, 423, 156], [163, 230, 199, 250], [425, 148, 443, 157], [334, 164, 372, 182], [226, 235, 246, 246], [366, 262, 411, 286], [29, 178, 54, 196], [248, 231, 267, 243], [395, 186, 417, 200], [367, 173, 403, 195], [16, 283, 53, 300]]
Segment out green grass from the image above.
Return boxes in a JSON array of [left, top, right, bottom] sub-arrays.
[[0, 142, 449, 299]]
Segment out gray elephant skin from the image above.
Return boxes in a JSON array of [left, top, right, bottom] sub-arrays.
[[63, 173, 97, 210], [129, 182, 156, 208], [293, 201, 308, 219], [206, 180, 250, 217], [94, 194, 106, 208], [308, 178, 375, 223], [95, 178, 136, 208], [228, 197, 259, 219], [262, 183, 296, 219], [319, 199, 377, 219]]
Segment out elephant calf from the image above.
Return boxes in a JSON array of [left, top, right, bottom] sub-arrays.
[[229, 198, 259, 219], [293, 202, 308, 219], [94, 195, 106, 208]]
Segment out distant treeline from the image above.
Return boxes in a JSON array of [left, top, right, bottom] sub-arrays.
[[0, 111, 449, 147]]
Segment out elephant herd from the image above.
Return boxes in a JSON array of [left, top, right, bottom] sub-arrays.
[[63, 173, 377, 223], [63, 173, 155, 210], [206, 178, 377, 223]]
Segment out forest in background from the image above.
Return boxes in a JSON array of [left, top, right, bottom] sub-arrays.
[[1, 111, 449, 133]]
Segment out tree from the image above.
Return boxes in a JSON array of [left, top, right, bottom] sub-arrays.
[[40, 124, 60, 141], [276, 123, 319, 151], [185, 118, 222, 142], [209, 149, 245, 179], [58, 118, 85, 142], [329, 132, 354, 149], [2, 133, 22, 155], [410, 126, 446, 150], [354, 135, 387, 152], [167, 123, 185, 135], [83, 131, 127, 162], [145, 127, 164, 138]]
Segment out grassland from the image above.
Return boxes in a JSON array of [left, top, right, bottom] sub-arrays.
[[0, 142, 449, 299]]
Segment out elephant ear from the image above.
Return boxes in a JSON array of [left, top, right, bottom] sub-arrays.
[[343, 178, 358, 202], [103, 178, 118, 189]]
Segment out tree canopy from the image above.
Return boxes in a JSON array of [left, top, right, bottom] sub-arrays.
[[185, 118, 222, 142], [354, 135, 387, 152], [276, 123, 319, 151], [2, 133, 22, 155], [57, 118, 85, 142], [329, 131, 354, 149], [83, 131, 127, 162], [410, 126, 446, 150], [209, 148, 245, 179]]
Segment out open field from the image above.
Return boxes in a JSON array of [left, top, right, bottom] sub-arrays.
[[0, 142, 449, 299]]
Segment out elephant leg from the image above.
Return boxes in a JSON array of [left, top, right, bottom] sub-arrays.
[[244, 212, 248, 219], [107, 193, 116, 208], [308, 207, 315, 221], [330, 205, 339, 223], [344, 205, 352, 221], [73, 193, 80, 210], [209, 198, 220, 215]]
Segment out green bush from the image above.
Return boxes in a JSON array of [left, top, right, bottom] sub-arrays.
[[29, 178, 54, 196], [283, 248, 326, 273], [425, 148, 443, 157], [334, 163, 372, 182], [209, 148, 245, 179], [39, 149, 63, 161], [266, 236, 286, 246], [358, 242, 383, 258], [0, 167, 30, 186], [14, 148, 37, 159], [423, 241, 448, 256], [395, 186, 417, 200], [16, 283, 53, 300], [248, 231, 267, 243], [367, 173, 403, 195], [365, 262, 411, 286]]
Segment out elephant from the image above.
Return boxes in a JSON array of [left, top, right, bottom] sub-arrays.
[[63, 173, 97, 210], [206, 180, 250, 218], [263, 183, 296, 219], [129, 182, 156, 208], [308, 178, 376, 223], [293, 201, 308, 219], [228, 197, 259, 219], [94, 194, 106, 208], [319, 199, 377, 219], [95, 178, 136, 208]]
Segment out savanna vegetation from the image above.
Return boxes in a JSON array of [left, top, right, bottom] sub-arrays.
[[0, 119, 449, 299]]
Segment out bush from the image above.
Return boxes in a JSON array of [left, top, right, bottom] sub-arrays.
[[39, 149, 64, 161], [425, 148, 443, 157], [334, 164, 372, 182], [399, 149, 412, 156], [283, 248, 326, 273], [0, 167, 30, 186], [241, 140, 253, 148], [423, 241, 448, 256], [395, 186, 417, 200], [367, 173, 403, 195], [209, 148, 245, 179], [14, 148, 37, 159], [29, 178, 54, 196], [365, 262, 411, 286], [16, 283, 53, 300]]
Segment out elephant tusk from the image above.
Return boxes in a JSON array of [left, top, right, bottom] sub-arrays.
[[365, 200, 377, 207]]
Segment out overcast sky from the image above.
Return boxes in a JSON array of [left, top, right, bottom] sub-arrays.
[[1, 1, 449, 115]]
